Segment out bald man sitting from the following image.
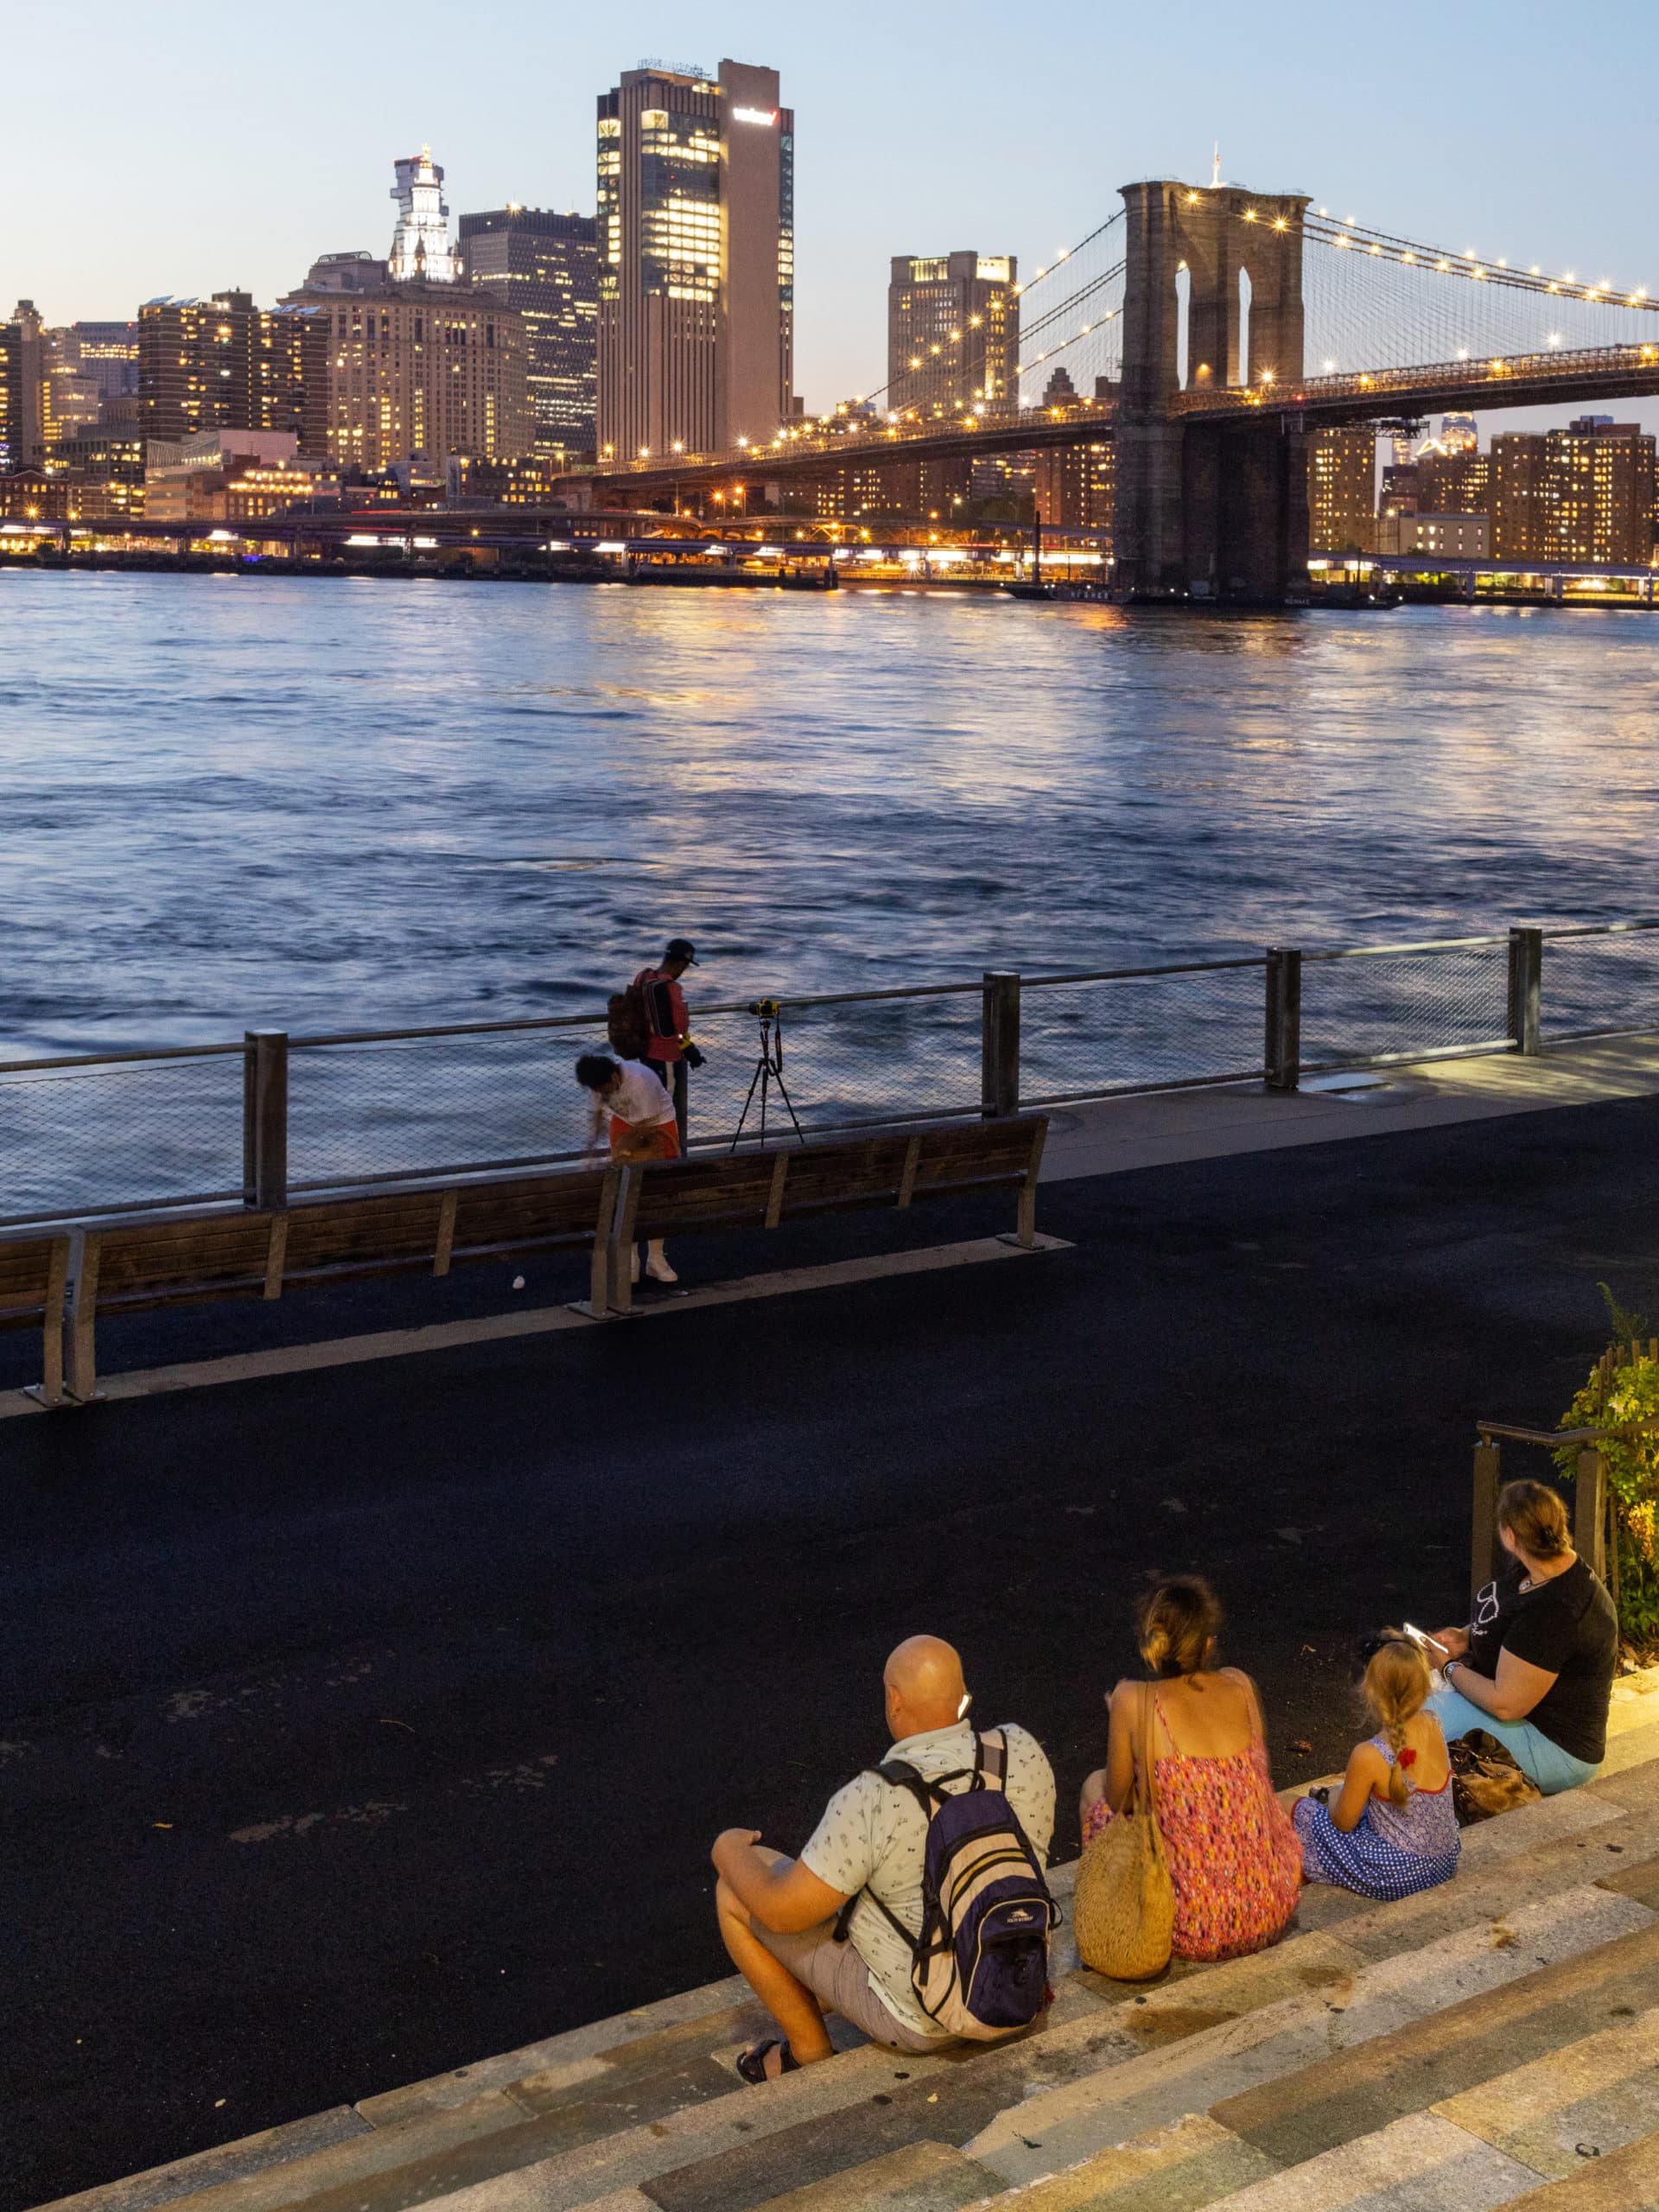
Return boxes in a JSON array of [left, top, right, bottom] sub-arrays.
[[711, 1636, 1057, 2082]]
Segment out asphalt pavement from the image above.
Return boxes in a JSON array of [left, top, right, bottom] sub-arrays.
[[3, 1093, 1658, 2208]]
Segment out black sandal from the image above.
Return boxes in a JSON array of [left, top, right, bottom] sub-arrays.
[[736, 2038, 800, 2084]]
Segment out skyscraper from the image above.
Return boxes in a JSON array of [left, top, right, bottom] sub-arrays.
[[137, 292, 315, 445], [1307, 425, 1377, 553], [887, 253, 1020, 421], [458, 207, 598, 455], [4, 301, 46, 467], [283, 285, 531, 474], [389, 149, 457, 283], [595, 58, 792, 458]]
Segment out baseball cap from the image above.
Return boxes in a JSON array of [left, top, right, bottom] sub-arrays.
[[665, 937, 698, 965]]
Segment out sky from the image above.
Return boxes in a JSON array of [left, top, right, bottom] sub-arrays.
[[8, 0, 1659, 439]]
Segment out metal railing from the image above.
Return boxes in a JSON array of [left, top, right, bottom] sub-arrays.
[[2, 917, 1656, 1230]]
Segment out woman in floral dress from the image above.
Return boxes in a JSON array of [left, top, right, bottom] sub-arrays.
[[1080, 1577, 1302, 1961]]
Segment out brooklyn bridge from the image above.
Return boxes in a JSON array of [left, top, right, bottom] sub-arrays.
[[576, 175, 1659, 601]]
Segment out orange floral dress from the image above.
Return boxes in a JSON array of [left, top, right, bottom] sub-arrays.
[[1082, 1692, 1303, 1961]]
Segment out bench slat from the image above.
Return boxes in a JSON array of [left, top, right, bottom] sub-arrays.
[[0, 1234, 67, 1319]]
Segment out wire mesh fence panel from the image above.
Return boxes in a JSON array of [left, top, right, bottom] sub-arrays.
[[1020, 965, 1267, 1101], [0, 1054, 245, 1224], [1300, 944, 1510, 1069], [287, 1028, 602, 1191], [684, 996, 983, 1146], [1541, 931, 1659, 1041]]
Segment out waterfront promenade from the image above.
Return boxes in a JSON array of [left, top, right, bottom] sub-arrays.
[[4, 1036, 1659, 2205]]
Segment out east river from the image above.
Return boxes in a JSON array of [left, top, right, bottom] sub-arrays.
[[3, 569, 1657, 1060]]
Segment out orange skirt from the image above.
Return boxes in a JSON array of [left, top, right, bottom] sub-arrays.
[[609, 1116, 681, 1161]]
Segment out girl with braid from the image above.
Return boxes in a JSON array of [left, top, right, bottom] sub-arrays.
[[1294, 1635, 1460, 1901]]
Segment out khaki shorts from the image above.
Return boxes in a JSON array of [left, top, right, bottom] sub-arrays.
[[751, 1918, 949, 2055]]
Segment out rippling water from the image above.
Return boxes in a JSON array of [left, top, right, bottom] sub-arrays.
[[3, 569, 1657, 1059]]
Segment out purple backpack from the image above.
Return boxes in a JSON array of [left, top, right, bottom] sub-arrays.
[[834, 1727, 1055, 2039]]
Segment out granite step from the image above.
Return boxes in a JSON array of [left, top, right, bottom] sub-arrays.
[[933, 2004, 1659, 2212], [1502, 2128, 1659, 2208], [1432, 2002, 1659, 2182], [963, 1882, 1653, 2192], [1209, 1916, 1659, 2171]]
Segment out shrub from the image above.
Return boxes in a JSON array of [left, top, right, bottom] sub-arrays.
[[1554, 1288, 1659, 1648]]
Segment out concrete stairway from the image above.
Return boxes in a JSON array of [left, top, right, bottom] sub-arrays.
[[44, 1672, 1659, 2212]]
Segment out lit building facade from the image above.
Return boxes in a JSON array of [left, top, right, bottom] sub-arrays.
[[1415, 448, 1489, 519], [145, 432, 340, 521], [137, 291, 318, 445], [389, 149, 457, 283], [1487, 421, 1656, 563], [887, 251, 1019, 422], [446, 450, 583, 505], [0, 321, 22, 468], [459, 207, 598, 455], [1306, 424, 1376, 553], [68, 321, 140, 401], [596, 59, 793, 458], [1545, 418, 1656, 565], [1376, 510, 1490, 558], [4, 300, 47, 467], [289, 284, 531, 473]]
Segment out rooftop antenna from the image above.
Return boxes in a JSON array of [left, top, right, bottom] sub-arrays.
[[1211, 142, 1222, 188]]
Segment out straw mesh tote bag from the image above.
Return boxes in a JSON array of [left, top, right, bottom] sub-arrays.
[[1074, 1682, 1175, 1981]]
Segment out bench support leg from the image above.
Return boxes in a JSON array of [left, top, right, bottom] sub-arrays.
[[64, 1231, 100, 1403], [23, 1237, 72, 1408], [569, 1168, 636, 1321]]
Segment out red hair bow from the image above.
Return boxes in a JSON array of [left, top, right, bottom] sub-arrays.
[[1397, 1748, 1418, 1769]]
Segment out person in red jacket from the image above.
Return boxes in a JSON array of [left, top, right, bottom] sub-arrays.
[[633, 938, 700, 1129]]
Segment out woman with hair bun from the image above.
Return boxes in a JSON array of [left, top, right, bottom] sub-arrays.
[[1426, 1478, 1617, 1796], [1294, 1636, 1459, 1900], [1079, 1576, 1302, 1961]]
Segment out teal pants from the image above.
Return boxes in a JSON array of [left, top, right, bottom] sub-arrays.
[[1428, 1687, 1599, 1796]]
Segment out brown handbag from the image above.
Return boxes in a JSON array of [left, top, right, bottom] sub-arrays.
[[1449, 1730, 1544, 1825], [1074, 1683, 1176, 1981]]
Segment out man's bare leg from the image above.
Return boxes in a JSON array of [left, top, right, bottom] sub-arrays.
[[715, 1849, 836, 2075]]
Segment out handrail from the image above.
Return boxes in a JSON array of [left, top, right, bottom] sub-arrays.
[[1478, 1418, 1659, 1446], [1, 914, 1654, 1079]]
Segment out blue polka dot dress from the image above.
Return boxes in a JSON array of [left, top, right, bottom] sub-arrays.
[[1294, 1734, 1461, 1902]]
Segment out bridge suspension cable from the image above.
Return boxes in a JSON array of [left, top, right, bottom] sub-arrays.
[[1301, 210, 1659, 385]]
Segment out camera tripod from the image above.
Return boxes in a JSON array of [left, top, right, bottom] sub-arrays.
[[730, 1001, 805, 1149]]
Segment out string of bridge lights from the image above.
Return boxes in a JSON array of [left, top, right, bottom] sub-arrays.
[[1300, 208, 1654, 311]]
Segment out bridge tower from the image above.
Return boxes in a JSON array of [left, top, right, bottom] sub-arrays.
[[1116, 179, 1313, 601]]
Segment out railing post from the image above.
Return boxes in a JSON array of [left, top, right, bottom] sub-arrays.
[[671, 1058, 689, 1151], [1507, 925, 1542, 1055], [243, 1029, 289, 1211], [1471, 1437, 1501, 1605], [981, 971, 1020, 1119], [1264, 948, 1302, 1092], [1575, 1447, 1607, 1582]]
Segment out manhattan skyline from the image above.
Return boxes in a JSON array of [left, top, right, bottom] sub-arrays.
[[8, 0, 1659, 442]]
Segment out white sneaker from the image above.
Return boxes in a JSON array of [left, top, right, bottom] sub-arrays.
[[645, 1255, 679, 1284]]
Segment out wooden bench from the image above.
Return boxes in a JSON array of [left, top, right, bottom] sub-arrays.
[[53, 1115, 1048, 1393], [601, 1115, 1048, 1316], [64, 1167, 620, 1398], [0, 1230, 73, 1405]]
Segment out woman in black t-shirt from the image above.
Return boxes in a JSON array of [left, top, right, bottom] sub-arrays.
[[1427, 1479, 1617, 1795]]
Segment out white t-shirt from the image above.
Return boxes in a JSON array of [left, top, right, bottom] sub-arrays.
[[799, 1720, 1056, 2037], [604, 1060, 677, 1128]]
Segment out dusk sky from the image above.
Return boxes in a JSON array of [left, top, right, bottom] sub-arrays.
[[10, 0, 1658, 436]]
